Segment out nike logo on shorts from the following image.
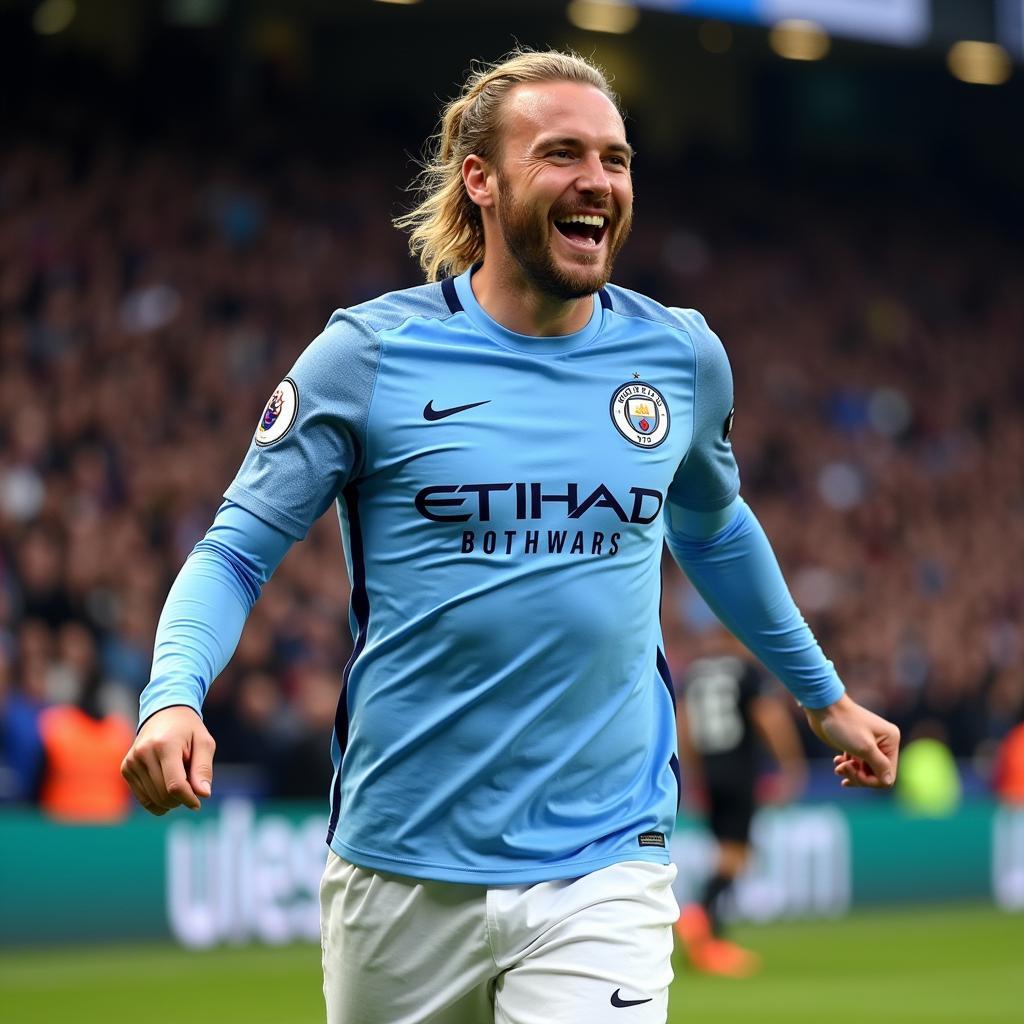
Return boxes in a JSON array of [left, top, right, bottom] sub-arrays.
[[610, 988, 653, 1008]]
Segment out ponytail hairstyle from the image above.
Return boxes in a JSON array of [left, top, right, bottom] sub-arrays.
[[393, 48, 621, 282]]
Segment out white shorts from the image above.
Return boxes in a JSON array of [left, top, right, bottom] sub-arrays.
[[320, 852, 678, 1024]]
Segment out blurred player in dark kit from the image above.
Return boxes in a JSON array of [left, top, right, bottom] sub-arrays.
[[675, 629, 807, 976]]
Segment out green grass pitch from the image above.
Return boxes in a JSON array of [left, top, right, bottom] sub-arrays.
[[1, 906, 1020, 1023]]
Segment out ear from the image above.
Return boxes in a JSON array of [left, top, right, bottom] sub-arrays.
[[462, 154, 495, 210]]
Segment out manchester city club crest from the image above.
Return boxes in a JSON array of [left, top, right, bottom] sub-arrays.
[[610, 381, 670, 448], [255, 377, 299, 446]]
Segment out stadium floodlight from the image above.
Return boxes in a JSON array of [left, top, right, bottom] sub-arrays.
[[947, 41, 1013, 85], [769, 19, 830, 61], [32, 0, 75, 36], [567, 0, 641, 35]]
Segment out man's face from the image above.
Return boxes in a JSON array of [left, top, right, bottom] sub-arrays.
[[490, 81, 634, 300]]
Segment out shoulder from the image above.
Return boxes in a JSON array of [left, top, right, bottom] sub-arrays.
[[604, 284, 725, 356], [297, 280, 452, 374], [342, 280, 454, 334]]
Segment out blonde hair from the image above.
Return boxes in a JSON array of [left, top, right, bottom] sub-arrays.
[[393, 48, 621, 282]]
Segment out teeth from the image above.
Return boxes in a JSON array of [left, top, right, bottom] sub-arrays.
[[557, 214, 606, 227]]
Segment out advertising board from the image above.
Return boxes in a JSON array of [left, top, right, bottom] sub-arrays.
[[1, 801, 1020, 947]]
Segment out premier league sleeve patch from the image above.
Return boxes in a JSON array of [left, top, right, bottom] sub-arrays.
[[610, 381, 670, 448], [254, 377, 299, 446]]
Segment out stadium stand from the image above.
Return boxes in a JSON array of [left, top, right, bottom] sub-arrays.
[[0, 125, 1020, 802]]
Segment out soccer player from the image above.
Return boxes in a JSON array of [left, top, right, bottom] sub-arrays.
[[121, 49, 900, 1024], [674, 630, 807, 976]]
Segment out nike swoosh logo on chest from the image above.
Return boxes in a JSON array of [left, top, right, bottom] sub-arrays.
[[423, 400, 491, 421]]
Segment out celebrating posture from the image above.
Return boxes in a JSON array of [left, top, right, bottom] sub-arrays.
[[123, 49, 900, 1024]]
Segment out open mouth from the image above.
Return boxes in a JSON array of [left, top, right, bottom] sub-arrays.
[[553, 213, 609, 249]]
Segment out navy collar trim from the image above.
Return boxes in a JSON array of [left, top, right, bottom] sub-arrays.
[[441, 275, 462, 314]]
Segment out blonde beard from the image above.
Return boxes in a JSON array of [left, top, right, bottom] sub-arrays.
[[494, 177, 630, 300]]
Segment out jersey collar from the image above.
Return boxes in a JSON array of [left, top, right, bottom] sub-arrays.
[[452, 265, 606, 355]]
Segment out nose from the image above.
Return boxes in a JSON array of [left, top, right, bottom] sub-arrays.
[[575, 153, 611, 197]]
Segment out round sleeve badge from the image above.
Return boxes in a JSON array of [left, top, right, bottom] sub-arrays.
[[254, 377, 299, 446], [610, 381, 670, 448]]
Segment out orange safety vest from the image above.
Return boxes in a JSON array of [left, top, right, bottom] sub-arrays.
[[38, 705, 135, 822], [994, 723, 1024, 804]]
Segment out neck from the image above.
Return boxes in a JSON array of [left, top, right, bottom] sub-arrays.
[[469, 256, 595, 337]]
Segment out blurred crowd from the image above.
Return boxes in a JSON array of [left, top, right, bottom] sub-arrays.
[[650, 176, 1024, 771], [1, 136, 1021, 811]]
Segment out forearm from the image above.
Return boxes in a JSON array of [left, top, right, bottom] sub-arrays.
[[665, 498, 844, 710], [138, 502, 293, 727], [140, 546, 253, 725]]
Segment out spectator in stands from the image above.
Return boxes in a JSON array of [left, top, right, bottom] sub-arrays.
[[0, 644, 45, 802], [37, 622, 135, 822], [993, 720, 1024, 804]]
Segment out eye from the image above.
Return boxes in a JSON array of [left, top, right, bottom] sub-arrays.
[[548, 150, 574, 160]]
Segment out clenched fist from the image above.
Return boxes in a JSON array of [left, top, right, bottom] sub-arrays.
[[121, 706, 216, 815]]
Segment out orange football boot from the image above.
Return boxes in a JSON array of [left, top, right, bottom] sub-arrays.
[[688, 938, 762, 978], [674, 903, 712, 953]]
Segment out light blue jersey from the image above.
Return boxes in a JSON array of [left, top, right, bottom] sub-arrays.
[[141, 266, 844, 884], [225, 267, 736, 882]]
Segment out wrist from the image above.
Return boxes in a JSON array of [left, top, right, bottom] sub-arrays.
[[806, 692, 851, 716]]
